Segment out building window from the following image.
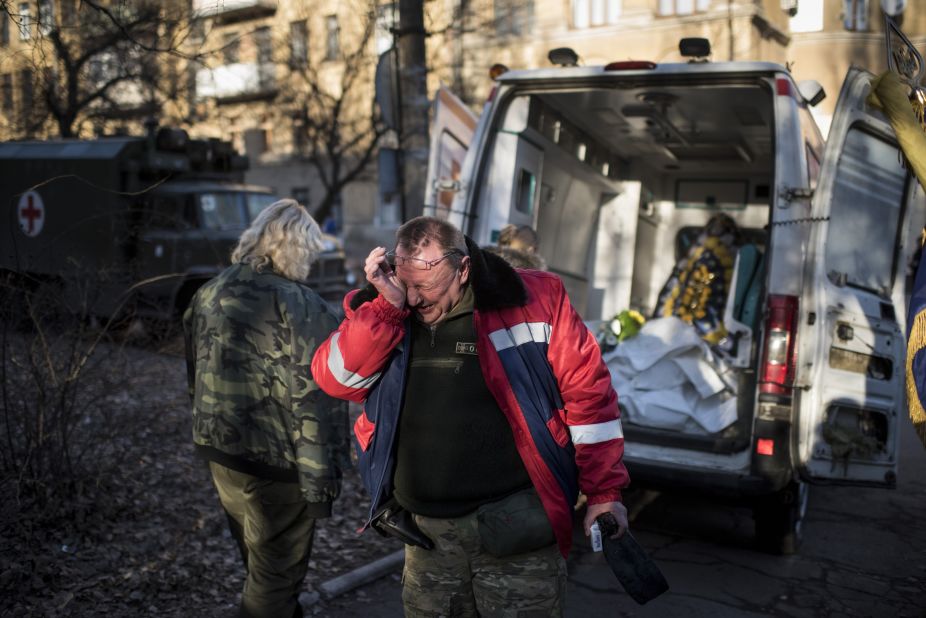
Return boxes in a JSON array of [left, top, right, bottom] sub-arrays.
[[375, 4, 396, 55], [189, 16, 204, 45], [19, 69, 32, 122], [789, 0, 823, 33], [290, 20, 308, 69], [38, 0, 54, 35], [572, 0, 621, 28], [1, 74, 12, 112], [495, 0, 534, 35], [254, 27, 274, 90], [1, 11, 9, 45], [255, 27, 272, 64], [658, 0, 710, 16], [60, 0, 76, 27], [292, 112, 307, 155], [186, 61, 198, 113], [325, 15, 339, 60], [243, 127, 268, 159], [222, 32, 240, 64], [18, 2, 31, 40], [843, 0, 869, 31]]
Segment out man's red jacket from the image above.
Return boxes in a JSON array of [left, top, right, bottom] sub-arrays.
[[311, 243, 628, 557]]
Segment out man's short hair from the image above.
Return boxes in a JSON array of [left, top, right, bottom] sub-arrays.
[[396, 216, 468, 268], [231, 198, 324, 282]]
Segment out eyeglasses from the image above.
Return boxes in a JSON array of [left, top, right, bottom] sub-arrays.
[[385, 250, 463, 270]]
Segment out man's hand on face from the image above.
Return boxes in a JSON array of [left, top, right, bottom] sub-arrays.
[[364, 246, 406, 309]]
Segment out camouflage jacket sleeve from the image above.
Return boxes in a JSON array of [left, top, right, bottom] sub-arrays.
[[182, 303, 196, 403], [286, 288, 352, 507]]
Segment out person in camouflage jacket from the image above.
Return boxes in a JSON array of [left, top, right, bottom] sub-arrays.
[[183, 198, 349, 618]]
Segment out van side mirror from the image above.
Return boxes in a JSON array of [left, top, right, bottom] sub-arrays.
[[797, 80, 826, 107]]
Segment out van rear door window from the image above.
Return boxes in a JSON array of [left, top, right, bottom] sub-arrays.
[[823, 127, 905, 295]]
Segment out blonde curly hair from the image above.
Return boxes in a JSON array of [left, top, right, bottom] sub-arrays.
[[231, 198, 323, 282]]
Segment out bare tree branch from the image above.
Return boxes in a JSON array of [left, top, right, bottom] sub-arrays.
[[3, 0, 199, 137], [277, 1, 386, 224]]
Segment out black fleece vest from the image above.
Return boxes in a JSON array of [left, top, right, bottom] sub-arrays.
[[392, 288, 531, 518]]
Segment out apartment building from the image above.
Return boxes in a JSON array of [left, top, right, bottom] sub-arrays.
[[786, 0, 926, 134], [186, 0, 386, 236], [1, 1, 923, 261], [427, 0, 923, 136], [426, 0, 793, 107], [0, 0, 190, 139]]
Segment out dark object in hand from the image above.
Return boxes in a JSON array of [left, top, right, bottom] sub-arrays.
[[379, 260, 394, 277], [371, 499, 434, 550], [596, 513, 669, 605]]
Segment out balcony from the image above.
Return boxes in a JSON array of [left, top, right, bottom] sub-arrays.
[[196, 63, 277, 103], [192, 0, 276, 24]]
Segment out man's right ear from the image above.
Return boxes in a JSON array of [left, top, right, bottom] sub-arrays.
[[458, 256, 471, 285]]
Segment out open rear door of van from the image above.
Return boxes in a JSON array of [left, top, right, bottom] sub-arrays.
[[793, 67, 907, 487], [423, 86, 480, 223]]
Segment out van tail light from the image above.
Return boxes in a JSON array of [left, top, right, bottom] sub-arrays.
[[604, 61, 657, 71], [776, 77, 798, 101], [759, 294, 799, 396]]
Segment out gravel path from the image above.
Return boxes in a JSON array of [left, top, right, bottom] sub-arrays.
[[0, 339, 401, 617]]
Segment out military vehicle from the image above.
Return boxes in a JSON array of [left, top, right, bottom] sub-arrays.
[[0, 124, 350, 322]]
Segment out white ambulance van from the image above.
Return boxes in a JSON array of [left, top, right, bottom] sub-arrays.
[[424, 47, 923, 553]]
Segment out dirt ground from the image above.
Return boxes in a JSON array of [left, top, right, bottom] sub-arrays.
[[0, 339, 402, 617]]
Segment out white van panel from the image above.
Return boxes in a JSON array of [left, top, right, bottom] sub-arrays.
[[594, 185, 640, 319], [794, 67, 904, 486], [473, 132, 522, 242], [424, 86, 479, 218]]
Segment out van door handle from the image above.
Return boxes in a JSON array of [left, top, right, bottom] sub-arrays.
[[778, 186, 814, 203]]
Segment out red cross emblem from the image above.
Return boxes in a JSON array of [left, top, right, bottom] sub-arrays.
[[17, 191, 45, 237]]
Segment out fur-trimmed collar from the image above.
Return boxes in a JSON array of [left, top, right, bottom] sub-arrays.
[[349, 236, 528, 312]]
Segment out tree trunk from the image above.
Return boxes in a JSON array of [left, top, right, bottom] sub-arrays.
[[57, 114, 75, 138], [313, 193, 337, 228], [397, 0, 430, 221]]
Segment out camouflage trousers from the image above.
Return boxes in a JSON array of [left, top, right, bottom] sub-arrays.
[[403, 510, 566, 617], [210, 462, 316, 618]]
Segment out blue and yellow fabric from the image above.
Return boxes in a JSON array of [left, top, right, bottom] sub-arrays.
[[868, 71, 926, 446], [868, 70, 926, 448]]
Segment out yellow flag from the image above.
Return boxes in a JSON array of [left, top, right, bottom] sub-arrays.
[[867, 71, 926, 191]]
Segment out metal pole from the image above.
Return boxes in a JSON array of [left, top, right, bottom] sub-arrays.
[[397, 0, 430, 221]]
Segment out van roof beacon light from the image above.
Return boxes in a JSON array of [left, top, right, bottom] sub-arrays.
[[679, 37, 711, 60], [548, 47, 579, 67]]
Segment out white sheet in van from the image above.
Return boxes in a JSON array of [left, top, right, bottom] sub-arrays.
[[613, 316, 704, 372], [604, 317, 737, 435]]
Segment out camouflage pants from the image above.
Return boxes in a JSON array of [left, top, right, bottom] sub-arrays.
[[403, 510, 566, 618], [210, 462, 316, 618]]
